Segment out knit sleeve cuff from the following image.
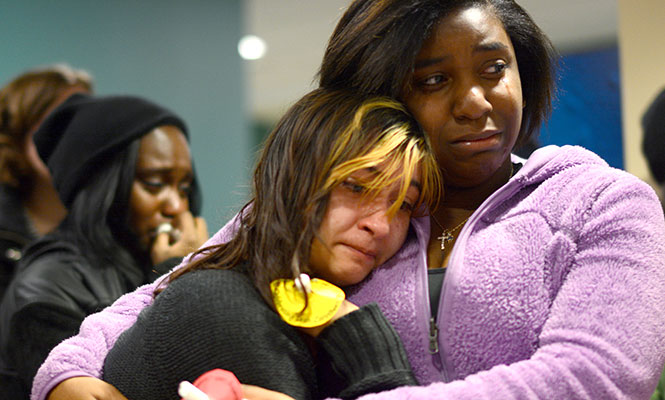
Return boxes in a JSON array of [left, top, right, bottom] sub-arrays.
[[316, 303, 416, 398]]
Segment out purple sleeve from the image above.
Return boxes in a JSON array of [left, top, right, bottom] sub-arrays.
[[333, 172, 665, 399], [30, 281, 158, 400], [31, 216, 240, 400]]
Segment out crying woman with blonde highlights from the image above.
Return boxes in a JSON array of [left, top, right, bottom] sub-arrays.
[[167, 88, 440, 305]]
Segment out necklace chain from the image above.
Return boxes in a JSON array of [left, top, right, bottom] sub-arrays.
[[430, 163, 515, 252], [431, 215, 470, 251]]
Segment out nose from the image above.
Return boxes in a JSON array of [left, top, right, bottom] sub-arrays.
[[161, 187, 188, 217], [358, 206, 391, 238], [452, 82, 493, 121]]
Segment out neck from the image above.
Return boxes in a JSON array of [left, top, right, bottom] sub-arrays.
[[23, 176, 66, 236], [431, 159, 513, 230], [441, 159, 513, 210], [426, 159, 513, 269]]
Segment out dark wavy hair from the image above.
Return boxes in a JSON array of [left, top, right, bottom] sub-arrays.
[[318, 0, 558, 147], [165, 88, 441, 305], [49, 140, 147, 283]]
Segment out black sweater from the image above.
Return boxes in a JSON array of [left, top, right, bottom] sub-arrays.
[[103, 268, 416, 400]]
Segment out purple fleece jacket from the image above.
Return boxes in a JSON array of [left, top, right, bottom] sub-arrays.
[[32, 145, 665, 400]]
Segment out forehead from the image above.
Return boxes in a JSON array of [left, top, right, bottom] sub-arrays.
[[136, 125, 191, 169], [418, 6, 513, 58]]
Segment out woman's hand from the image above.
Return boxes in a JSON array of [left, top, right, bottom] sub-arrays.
[[241, 384, 296, 400], [150, 211, 208, 265], [47, 377, 128, 400], [298, 299, 359, 337]]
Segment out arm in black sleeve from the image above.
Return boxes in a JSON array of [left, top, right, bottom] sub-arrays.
[[7, 302, 85, 390], [317, 302, 417, 399]]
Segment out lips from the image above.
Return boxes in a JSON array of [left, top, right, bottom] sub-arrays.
[[450, 130, 502, 153], [342, 243, 377, 263], [454, 129, 500, 142]]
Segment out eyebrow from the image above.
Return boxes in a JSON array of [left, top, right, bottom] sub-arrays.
[[414, 41, 510, 69], [475, 41, 509, 53], [136, 168, 193, 177]]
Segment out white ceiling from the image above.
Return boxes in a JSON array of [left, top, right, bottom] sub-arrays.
[[244, 0, 618, 122]]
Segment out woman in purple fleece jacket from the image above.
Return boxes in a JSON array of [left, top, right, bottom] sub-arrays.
[[34, 0, 665, 399]]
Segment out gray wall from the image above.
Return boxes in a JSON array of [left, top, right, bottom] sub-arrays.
[[0, 0, 249, 232]]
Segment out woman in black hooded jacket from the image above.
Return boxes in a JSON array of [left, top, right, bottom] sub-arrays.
[[0, 93, 208, 399]]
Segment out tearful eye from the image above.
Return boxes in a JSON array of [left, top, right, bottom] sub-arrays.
[[421, 74, 448, 87], [484, 62, 507, 75], [179, 182, 193, 196], [400, 201, 415, 212], [139, 179, 165, 194], [342, 180, 366, 194]]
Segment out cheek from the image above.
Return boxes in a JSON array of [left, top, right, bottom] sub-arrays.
[[382, 216, 411, 261], [129, 184, 159, 232], [403, 94, 451, 148], [498, 72, 523, 123], [320, 194, 358, 236], [405, 97, 435, 133]]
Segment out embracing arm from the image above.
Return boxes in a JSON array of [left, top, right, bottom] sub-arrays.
[[30, 280, 158, 400], [32, 216, 240, 400], [337, 172, 665, 399]]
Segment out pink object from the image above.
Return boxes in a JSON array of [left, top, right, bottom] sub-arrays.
[[182, 369, 243, 400]]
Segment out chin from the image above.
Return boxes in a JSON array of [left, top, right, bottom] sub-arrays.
[[341, 270, 374, 287]]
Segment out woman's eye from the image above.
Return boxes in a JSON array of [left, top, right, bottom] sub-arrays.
[[484, 62, 507, 75], [179, 182, 193, 196], [140, 179, 164, 193], [399, 200, 415, 213], [420, 74, 447, 87], [342, 181, 366, 194]]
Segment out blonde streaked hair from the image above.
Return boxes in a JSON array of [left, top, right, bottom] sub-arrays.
[[166, 88, 440, 306], [322, 98, 439, 219]]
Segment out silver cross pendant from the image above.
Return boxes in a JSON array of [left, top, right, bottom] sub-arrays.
[[437, 232, 454, 251]]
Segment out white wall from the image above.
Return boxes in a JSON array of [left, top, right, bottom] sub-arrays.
[[618, 0, 665, 189]]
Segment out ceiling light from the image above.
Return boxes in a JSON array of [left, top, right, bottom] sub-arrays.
[[238, 35, 267, 60]]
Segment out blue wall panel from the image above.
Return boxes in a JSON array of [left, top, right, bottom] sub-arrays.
[[539, 47, 623, 169]]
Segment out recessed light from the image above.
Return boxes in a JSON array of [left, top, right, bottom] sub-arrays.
[[238, 35, 267, 60]]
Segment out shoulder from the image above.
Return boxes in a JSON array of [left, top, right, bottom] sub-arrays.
[[16, 239, 85, 284], [167, 268, 251, 293], [491, 146, 665, 249], [156, 267, 260, 310], [136, 268, 276, 342], [520, 145, 608, 179], [0, 241, 90, 347], [518, 145, 658, 205], [522, 145, 641, 184], [498, 148, 665, 258], [3, 240, 89, 311]]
